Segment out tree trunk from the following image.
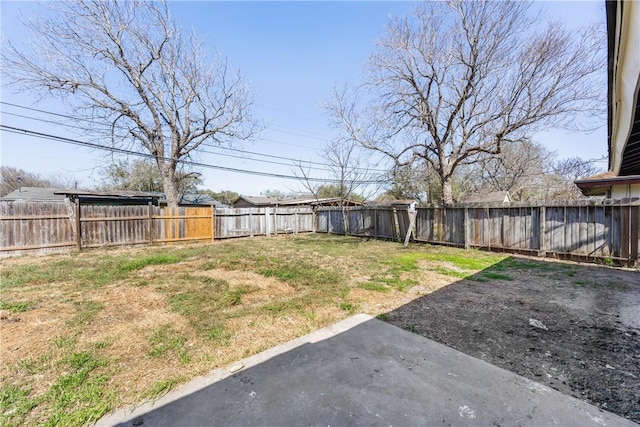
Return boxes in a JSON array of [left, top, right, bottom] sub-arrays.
[[160, 165, 180, 208], [441, 177, 454, 205], [341, 205, 350, 236]]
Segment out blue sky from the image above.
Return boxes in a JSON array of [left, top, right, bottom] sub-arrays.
[[0, 1, 607, 196]]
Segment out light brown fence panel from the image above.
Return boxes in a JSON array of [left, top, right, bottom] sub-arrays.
[[184, 206, 213, 242], [0, 201, 74, 255], [154, 206, 213, 243]]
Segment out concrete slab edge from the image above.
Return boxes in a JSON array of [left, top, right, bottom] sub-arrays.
[[96, 314, 374, 426]]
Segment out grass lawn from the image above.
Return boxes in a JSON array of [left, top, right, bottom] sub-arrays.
[[1, 234, 517, 426]]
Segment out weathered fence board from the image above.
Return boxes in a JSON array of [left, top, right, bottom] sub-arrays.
[[1, 202, 217, 254], [0, 201, 74, 254], [316, 201, 640, 266], [2, 200, 638, 266], [214, 207, 314, 239]]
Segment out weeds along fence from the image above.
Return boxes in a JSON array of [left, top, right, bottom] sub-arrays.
[[0, 201, 314, 256], [315, 200, 640, 266]]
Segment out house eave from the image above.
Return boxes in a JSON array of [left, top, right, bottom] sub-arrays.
[[574, 174, 640, 188], [574, 174, 640, 196]]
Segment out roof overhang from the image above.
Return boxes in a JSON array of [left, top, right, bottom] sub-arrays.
[[575, 173, 640, 196], [607, 0, 640, 176], [54, 190, 161, 204]]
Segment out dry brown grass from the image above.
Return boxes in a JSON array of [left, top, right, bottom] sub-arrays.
[[1, 234, 492, 426]]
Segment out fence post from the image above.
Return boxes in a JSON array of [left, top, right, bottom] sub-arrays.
[[211, 205, 215, 242], [273, 208, 278, 235], [464, 207, 470, 250], [265, 207, 270, 236], [539, 206, 546, 256], [148, 202, 154, 244], [404, 204, 417, 246], [392, 207, 400, 241], [312, 209, 317, 233], [75, 198, 82, 251], [374, 207, 378, 239]]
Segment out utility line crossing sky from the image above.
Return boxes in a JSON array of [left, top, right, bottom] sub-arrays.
[[0, 1, 608, 196]]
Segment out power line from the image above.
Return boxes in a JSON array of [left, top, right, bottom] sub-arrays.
[[0, 124, 387, 184], [1, 111, 101, 133], [2, 109, 333, 171], [198, 146, 331, 172], [0, 100, 326, 149], [1, 101, 389, 173], [1, 101, 105, 126], [3, 101, 602, 182], [2, 110, 378, 173], [2, 107, 326, 167]]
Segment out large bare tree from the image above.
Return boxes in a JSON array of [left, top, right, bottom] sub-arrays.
[[328, 0, 604, 204], [2, 1, 256, 207]]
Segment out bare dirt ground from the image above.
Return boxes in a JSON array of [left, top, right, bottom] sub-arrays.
[[385, 257, 640, 424]]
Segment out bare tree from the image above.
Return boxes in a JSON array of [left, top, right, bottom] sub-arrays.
[[542, 156, 602, 200], [0, 166, 74, 197], [328, 0, 604, 204], [296, 138, 378, 234], [3, 1, 256, 207], [380, 162, 437, 204], [465, 140, 603, 201], [469, 139, 552, 201]]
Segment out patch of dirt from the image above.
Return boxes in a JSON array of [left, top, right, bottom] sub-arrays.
[[1, 300, 76, 365], [194, 269, 297, 306], [418, 259, 465, 272], [385, 259, 640, 423]]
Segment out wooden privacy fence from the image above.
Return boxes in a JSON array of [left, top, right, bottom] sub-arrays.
[[77, 203, 214, 249], [0, 201, 315, 255], [315, 206, 411, 240], [0, 201, 75, 253], [315, 200, 640, 266], [2, 199, 638, 265], [214, 207, 314, 239], [0, 201, 215, 254]]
